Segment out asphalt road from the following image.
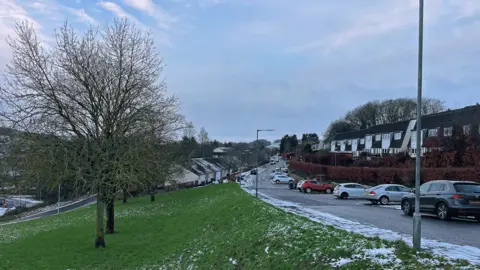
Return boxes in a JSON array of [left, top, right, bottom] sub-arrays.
[[254, 160, 480, 248], [2, 195, 97, 224]]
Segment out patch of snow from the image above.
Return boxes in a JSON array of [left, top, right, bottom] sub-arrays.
[[0, 208, 6, 217], [228, 258, 237, 265], [242, 188, 480, 265], [330, 258, 353, 267], [265, 245, 269, 254]]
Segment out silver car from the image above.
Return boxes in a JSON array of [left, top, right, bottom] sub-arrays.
[[363, 184, 413, 205], [270, 172, 287, 179], [272, 175, 294, 184]]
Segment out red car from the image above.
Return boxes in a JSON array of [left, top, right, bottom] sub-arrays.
[[300, 180, 335, 194]]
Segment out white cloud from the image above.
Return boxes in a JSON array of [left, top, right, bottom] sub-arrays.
[[98, 1, 132, 19], [122, 0, 177, 30], [66, 8, 96, 24]]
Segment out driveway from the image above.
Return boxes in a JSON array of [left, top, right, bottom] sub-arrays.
[[251, 160, 480, 248]]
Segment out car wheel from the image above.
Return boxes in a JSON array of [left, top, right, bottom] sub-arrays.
[[306, 188, 312, 193], [275, 180, 280, 184], [379, 196, 389, 205], [401, 200, 413, 216], [436, 202, 451, 221], [325, 188, 332, 194], [289, 180, 293, 183], [340, 192, 349, 199], [371, 200, 379, 205]]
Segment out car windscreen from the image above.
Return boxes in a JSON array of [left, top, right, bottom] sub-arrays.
[[454, 183, 480, 193]]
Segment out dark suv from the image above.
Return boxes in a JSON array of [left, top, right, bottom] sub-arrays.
[[401, 180, 480, 221]]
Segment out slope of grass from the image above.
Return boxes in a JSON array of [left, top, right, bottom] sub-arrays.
[[0, 183, 473, 270]]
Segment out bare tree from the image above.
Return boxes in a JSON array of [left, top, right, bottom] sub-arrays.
[[0, 19, 184, 247], [183, 121, 196, 139], [198, 127, 209, 158]]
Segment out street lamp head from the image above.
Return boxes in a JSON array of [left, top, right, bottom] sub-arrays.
[[258, 129, 274, 132]]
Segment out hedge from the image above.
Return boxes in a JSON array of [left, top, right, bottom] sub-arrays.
[[289, 160, 480, 187]]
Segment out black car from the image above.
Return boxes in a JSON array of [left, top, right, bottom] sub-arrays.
[[250, 169, 257, 175], [401, 180, 480, 221]]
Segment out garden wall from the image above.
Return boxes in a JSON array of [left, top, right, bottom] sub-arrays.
[[289, 160, 480, 187]]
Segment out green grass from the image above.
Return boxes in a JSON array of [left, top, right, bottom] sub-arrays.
[[0, 184, 475, 270]]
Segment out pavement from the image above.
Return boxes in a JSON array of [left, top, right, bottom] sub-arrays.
[[1, 195, 97, 225], [249, 160, 480, 248]]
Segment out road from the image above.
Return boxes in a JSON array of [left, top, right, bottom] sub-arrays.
[[251, 160, 480, 248], [1, 195, 96, 225]]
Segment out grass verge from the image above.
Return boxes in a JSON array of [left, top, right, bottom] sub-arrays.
[[0, 183, 474, 270]]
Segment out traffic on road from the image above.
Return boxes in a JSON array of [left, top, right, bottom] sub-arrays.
[[242, 156, 480, 248]]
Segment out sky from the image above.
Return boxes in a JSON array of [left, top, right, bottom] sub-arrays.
[[1, 0, 480, 143]]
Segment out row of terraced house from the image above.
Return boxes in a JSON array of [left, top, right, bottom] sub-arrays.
[[316, 104, 480, 158]]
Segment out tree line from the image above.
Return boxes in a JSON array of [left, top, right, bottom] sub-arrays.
[[323, 97, 446, 142]]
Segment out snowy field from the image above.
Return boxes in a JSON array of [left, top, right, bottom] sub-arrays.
[[241, 168, 480, 266]]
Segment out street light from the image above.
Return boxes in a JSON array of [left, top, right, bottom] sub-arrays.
[[413, 0, 424, 250], [256, 129, 274, 197]]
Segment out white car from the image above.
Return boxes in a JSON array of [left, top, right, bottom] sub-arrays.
[[272, 175, 294, 184], [333, 183, 368, 199]]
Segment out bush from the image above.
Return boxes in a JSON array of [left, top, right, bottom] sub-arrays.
[[289, 160, 480, 187]]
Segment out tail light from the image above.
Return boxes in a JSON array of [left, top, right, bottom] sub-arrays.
[[452, 194, 465, 199], [369, 190, 376, 195]]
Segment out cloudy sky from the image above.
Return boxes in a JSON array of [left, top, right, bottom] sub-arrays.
[[1, 0, 480, 142]]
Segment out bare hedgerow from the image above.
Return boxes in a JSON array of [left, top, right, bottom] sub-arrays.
[[0, 18, 185, 247]]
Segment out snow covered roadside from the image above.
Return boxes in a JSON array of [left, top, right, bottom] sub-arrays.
[[241, 178, 480, 266]]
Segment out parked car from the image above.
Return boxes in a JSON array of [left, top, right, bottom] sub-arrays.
[[272, 175, 294, 184], [334, 183, 368, 199], [401, 180, 480, 221], [300, 180, 335, 194], [364, 184, 413, 205], [296, 180, 305, 192], [270, 172, 287, 179], [250, 169, 257, 175]]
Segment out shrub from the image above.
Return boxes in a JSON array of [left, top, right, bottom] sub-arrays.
[[289, 160, 480, 187]]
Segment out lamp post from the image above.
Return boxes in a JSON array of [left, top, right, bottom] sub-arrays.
[[256, 129, 274, 197], [413, 0, 424, 250]]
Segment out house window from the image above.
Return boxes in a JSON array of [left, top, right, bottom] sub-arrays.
[[428, 128, 438, 137], [366, 136, 371, 142], [394, 132, 402, 140], [347, 140, 351, 145], [463, 124, 471, 135], [375, 134, 381, 141], [443, 127, 453, 137], [382, 134, 389, 140], [360, 139, 365, 144]]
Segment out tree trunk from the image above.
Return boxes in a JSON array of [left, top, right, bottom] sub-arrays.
[[94, 194, 106, 248], [122, 189, 127, 203], [106, 197, 115, 234], [150, 186, 155, 202]]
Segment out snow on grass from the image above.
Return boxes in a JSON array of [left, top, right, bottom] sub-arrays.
[[241, 179, 477, 267]]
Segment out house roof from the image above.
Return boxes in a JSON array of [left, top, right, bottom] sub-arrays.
[[192, 158, 217, 173], [203, 157, 226, 170], [213, 147, 231, 153]]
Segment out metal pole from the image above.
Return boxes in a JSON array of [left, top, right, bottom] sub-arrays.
[[57, 184, 61, 215], [413, 0, 424, 250], [255, 130, 259, 197]]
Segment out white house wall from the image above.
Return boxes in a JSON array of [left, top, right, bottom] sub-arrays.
[[381, 133, 393, 149], [178, 169, 199, 184], [330, 141, 336, 152], [340, 140, 346, 152], [351, 139, 358, 152], [365, 135, 372, 150]]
